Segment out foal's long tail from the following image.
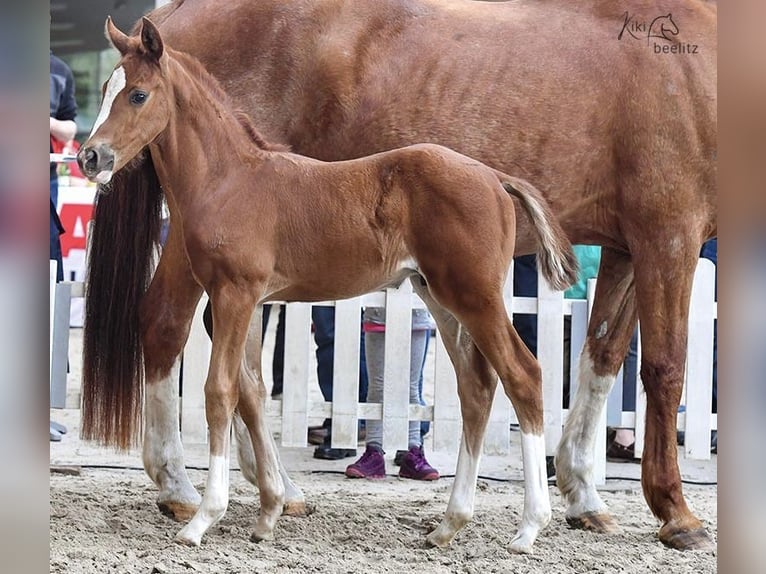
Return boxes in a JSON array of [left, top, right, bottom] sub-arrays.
[[500, 175, 579, 291], [81, 155, 163, 450]]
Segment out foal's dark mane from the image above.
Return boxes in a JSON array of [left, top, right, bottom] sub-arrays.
[[170, 48, 289, 152]]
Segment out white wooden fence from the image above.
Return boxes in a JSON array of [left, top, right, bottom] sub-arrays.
[[50, 259, 717, 483]]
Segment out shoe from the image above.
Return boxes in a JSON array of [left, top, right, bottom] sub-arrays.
[[606, 440, 638, 462], [307, 426, 328, 445], [313, 444, 357, 460], [345, 445, 386, 479], [50, 426, 62, 442], [398, 446, 439, 481], [393, 450, 407, 466], [50, 421, 67, 435]]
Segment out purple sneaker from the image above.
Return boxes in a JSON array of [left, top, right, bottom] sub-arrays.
[[398, 446, 439, 481], [345, 445, 386, 479]]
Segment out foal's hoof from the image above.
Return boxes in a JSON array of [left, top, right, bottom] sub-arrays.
[[565, 511, 620, 534], [660, 525, 715, 551], [158, 501, 199, 522], [173, 532, 201, 547], [250, 529, 275, 543], [282, 500, 310, 517], [425, 529, 453, 548]]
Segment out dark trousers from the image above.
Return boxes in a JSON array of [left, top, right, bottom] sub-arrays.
[[513, 254, 538, 356], [50, 178, 64, 282]]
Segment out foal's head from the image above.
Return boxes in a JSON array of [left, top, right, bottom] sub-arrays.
[[78, 17, 171, 184]]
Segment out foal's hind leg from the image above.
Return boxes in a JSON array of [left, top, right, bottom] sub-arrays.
[[555, 248, 636, 534], [140, 228, 203, 521], [441, 293, 552, 553], [411, 282, 518, 548], [423, 317, 495, 547]]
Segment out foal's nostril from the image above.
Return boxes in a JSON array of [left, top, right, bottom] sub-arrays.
[[77, 147, 99, 174]]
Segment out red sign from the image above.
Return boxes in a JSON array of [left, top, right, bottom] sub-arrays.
[[58, 202, 93, 258]]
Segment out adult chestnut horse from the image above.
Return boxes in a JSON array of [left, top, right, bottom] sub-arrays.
[[82, 0, 717, 551], [79, 17, 577, 548]]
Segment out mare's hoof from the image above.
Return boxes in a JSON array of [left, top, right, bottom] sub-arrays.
[[565, 511, 620, 534], [660, 526, 715, 551], [283, 500, 310, 517], [158, 501, 198, 522]]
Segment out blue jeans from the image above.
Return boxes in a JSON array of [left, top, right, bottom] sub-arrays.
[[312, 306, 368, 429]]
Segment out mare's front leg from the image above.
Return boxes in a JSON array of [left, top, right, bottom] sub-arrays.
[[631, 240, 714, 550], [175, 286, 255, 546], [555, 248, 636, 533], [140, 225, 203, 521]]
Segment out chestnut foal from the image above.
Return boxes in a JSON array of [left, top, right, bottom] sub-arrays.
[[78, 18, 577, 550]]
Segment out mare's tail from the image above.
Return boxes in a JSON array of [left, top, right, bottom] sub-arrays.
[[500, 176, 578, 291], [81, 155, 163, 450]]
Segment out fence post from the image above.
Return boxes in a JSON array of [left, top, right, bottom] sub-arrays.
[[331, 297, 363, 449], [181, 295, 211, 445], [49, 260, 72, 409], [684, 259, 716, 459], [381, 284, 413, 452], [538, 267, 565, 456], [281, 302, 312, 447], [432, 330, 460, 452]]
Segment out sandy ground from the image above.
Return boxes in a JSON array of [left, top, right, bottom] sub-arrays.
[[51, 327, 717, 573]]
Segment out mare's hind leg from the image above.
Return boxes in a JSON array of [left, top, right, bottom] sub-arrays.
[[555, 248, 636, 533], [140, 224, 203, 522], [227, 306, 307, 516], [175, 287, 256, 546], [631, 240, 713, 550]]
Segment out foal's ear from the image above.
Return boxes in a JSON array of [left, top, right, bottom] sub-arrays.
[[139, 17, 164, 62], [105, 16, 130, 55]]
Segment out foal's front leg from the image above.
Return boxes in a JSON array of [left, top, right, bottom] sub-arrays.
[[175, 290, 253, 546]]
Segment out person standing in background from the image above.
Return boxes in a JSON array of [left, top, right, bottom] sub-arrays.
[[50, 50, 77, 441]]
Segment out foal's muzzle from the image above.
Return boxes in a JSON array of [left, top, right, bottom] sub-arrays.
[[77, 144, 116, 184]]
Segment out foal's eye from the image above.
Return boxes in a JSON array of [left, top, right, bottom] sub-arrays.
[[129, 91, 148, 105]]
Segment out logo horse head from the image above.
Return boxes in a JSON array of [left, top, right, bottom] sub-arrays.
[[648, 13, 679, 43]]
